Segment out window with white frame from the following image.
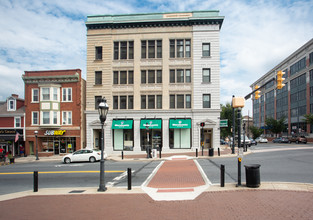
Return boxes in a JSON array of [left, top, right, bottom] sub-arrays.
[[62, 111, 72, 125], [32, 89, 39, 102], [15, 117, 21, 128], [62, 88, 72, 102], [53, 112, 58, 125], [203, 94, 211, 108], [8, 99, 15, 111], [43, 112, 50, 124], [42, 88, 50, 101], [202, 43, 210, 57], [32, 112, 39, 125], [202, 68, 211, 83]]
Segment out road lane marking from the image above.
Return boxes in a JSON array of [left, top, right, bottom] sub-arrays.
[[0, 170, 125, 175]]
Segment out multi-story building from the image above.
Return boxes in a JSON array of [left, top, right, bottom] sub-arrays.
[[0, 94, 25, 156], [22, 69, 86, 156], [85, 11, 224, 155], [251, 38, 313, 138]]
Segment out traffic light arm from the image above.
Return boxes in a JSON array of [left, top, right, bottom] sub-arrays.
[[245, 77, 275, 100]]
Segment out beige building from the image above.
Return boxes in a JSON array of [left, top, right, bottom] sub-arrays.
[[85, 11, 224, 156]]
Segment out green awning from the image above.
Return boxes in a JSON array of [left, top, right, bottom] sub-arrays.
[[169, 119, 191, 129], [112, 120, 133, 129], [140, 119, 162, 129]]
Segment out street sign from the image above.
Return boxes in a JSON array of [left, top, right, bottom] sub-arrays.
[[220, 119, 228, 127]]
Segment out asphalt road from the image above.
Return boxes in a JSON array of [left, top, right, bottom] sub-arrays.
[[1, 143, 313, 195]]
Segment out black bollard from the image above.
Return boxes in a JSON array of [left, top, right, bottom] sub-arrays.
[[127, 168, 132, 190], [121, 151, 124, 160], [221, 165, 225, 187], [159, 148, 162, 159], [34, 171, 38, 192], [218, 148, 220, 156], [196, 148, 198, 157]]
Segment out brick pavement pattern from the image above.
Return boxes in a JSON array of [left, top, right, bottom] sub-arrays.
[[147, 159, 205, 188], [1, 190, 313, 220]]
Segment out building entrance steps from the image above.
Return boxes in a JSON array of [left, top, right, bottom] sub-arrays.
[[142, 155, 212, 201]]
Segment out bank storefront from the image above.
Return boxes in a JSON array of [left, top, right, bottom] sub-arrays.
[[169, 119, 191, 149], [112, 119, 134, 151]]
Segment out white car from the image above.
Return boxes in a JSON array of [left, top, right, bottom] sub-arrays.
[[62, 149, 107, 164], [255, 137, 268, 143]]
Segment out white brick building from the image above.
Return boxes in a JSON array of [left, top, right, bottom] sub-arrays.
[[85, 11, 224, 156]]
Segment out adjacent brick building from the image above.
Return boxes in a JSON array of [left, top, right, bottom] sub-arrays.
[[22, 69, 86, 156]]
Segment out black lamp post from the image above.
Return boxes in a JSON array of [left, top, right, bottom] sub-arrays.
[[145, 123, 150, 158], [34, 131, 39, 160], [98, 97, 109, 192]]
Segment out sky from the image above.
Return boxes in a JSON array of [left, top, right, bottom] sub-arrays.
[[0, 0, 313, 116]]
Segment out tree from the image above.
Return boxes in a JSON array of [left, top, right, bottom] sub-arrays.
[[303, 113, 313, 125], [265, 117, 286, 137], [220, 103, 237, 138], [249, 126, 263, 139]]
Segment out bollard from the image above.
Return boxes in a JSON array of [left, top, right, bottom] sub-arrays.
[[221, 165, 225, 187], [202, 146, 204, 156], [218, 148, 220, 156], [121, 151, 124, 160], [159, 148, 162, 159], [196, 148, 198, 157], [33, 171, 38, 192], [127, 168, 132, 190]]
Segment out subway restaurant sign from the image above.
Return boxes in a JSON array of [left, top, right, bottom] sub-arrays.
[[140, 119, 162, 129], [112, 120, 133, 129], [169, 119, 191, 129], [44, 130, 66, 136]]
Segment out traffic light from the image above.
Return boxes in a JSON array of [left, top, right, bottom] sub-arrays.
[[277, 70, 285, 90], [254, 85, 261, 100], [200, 122, 205, 127]]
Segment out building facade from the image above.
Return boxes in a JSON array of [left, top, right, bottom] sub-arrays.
[[22, 69, 86, 156], [0, 94, 25, 156], [85, 11, 224, 155], [251, 38, 313, 138]]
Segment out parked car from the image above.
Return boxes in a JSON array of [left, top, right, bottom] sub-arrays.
[[288, 136, 307, 144], [249, 138, 257, 145], [240, 135, 251, 147], [62, 149, 107, 164], [255, 137, 268, 143], [272, 137, 289, 143]]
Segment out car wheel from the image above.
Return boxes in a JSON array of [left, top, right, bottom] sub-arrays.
[[89, 156, 96, 163], [64, 157, 71, 164]]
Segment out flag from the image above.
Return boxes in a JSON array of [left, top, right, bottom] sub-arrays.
[[15, 132, 19, 142]]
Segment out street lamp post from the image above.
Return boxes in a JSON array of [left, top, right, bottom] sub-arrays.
[[98, 97, 109, 192], [34, 131, 39, 160], [145, 123, 151, 158]]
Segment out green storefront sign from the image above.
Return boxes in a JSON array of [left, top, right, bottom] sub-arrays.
[[112, 120, 133, 129], [140, 119, 162, 129], [169, 119, 191, 129]]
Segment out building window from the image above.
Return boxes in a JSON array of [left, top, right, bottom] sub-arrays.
[[114, 71, 119, 84], [8, 100, 15, 111], [203, 68, 211, 83], [202, 43, 210, 57], [310, 52, 313, 66], [32, 112, 39, 125], [114, 41, 134, 60], [53, 112, 58, 125], [128, 71, 134, 84], [62, 111, 72, 125], [148, 95, 155, 109], [170, 95, 175, 109], [169, 94, 191, 109], [113, 96, 118, 109], [141, 70, 162, 84], [32, 89, 39, 102], [157, 95, 162, 109], [42, 88, 50, 101], [120, 71, 127, 84], [113, 95, 133, 110], [170, 39, 191, 58], [43, 112, 50, 124], [95, 71, 102, 85], [128, 96, 133, 109], [186, 95, 191, 108], [141, 95, 146, 109], [95, 46, 102, 60], [95, 96, 102, 110], [53, 88, 58, 101], [203, 94, 211, 108], [170, 69, 191, 83], [177, 95, 184, 108], [15, 117, 21, 128], [290, 57, 306, 76], [120, 96, 127, 109], [62, 88, 72, 102], [148, 70, 155, 83], [113, 70, 133, 85], [141, 40, 162, 59]]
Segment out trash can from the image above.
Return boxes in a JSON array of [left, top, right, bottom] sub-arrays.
[[244, 164, 261, 188], [10, 158, 15, 164], [209, 148, 214, 157]]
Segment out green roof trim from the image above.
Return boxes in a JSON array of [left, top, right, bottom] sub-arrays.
[[86, 11, 224, 29]]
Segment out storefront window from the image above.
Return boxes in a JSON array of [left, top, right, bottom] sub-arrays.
[[41, 137, 76, 154], [169, 119, 191, 149], [112, 120, 134, 151], [140, 119, 162, 151]]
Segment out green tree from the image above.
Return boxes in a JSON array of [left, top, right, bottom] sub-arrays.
[[249, 126, 263, 139], [265, 117, 286, 137], [220, 103, 236, 138], [303, 113, 313, 125]]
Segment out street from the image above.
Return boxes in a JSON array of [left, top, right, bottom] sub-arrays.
[[0, 143, 313, 195]]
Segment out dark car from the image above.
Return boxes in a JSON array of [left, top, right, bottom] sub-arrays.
[[272, 137, 289, 143], [249, 138, 257, 146], [288, 136, 307, 144]]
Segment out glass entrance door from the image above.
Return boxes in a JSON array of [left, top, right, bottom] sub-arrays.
[[54, 141, 60, 154]]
